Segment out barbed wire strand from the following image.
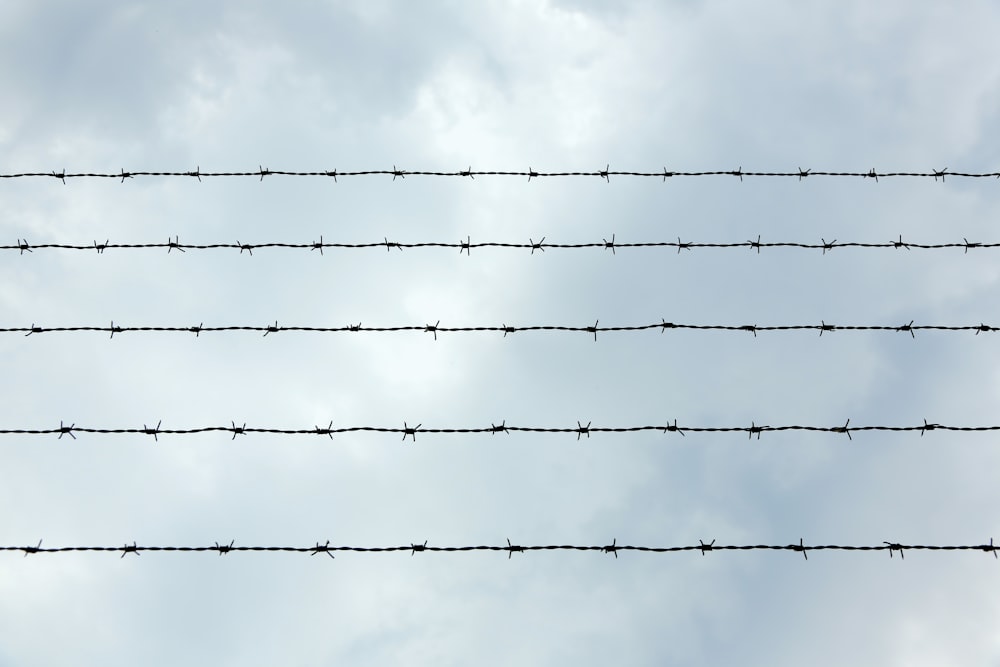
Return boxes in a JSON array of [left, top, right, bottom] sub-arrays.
[[5, 539, 997, 559], [0, 418, 993, 440], [1, 166, 997, 182], [5, 320, 996, 338], [5, 235, 999, 255]]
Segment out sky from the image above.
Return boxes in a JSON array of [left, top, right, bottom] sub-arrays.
[[2, 1, 1000, 665]]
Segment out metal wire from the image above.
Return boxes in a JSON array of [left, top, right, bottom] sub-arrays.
[[5, 538, 997, 560], [6, 320, 996, 338], [5, 235, 998, 255], [0, 166, 996, 182], [1, 418, 990, 440]]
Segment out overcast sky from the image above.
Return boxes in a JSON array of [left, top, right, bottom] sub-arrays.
[[2, 1, 1000, 665]]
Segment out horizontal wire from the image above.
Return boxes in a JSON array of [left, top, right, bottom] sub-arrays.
[[1, 418, 991, 440], [5, 539, 997, 559], [5, 235, 998, 255], [5, 320, 996, 338], [0, 166, 996, 182]]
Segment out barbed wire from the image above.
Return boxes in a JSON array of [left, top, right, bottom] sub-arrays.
[[5, 538, 996, 560], [1, 418, 993, 440], [0, 166, 997, 183], [5, 320, 996, 339], [6, 235, 999, 256]]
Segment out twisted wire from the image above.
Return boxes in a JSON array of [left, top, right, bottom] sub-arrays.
[[1, 166, 997, 182], [6, 320, 996, 338], [5, 235, 998, 255], [1, 418, 992, 440], [6, 539, 997, 560]]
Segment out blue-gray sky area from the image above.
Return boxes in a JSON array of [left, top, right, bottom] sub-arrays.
[[2, 1, 1000, 665]]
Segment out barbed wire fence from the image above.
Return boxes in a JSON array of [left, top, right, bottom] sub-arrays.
[[4, 539, 997, 560], [6, 163, 1000, 567], [1, 166, 998, 182], [0, 418, 991, 441]]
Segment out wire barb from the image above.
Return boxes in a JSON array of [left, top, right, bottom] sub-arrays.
[[602, 538, 618, 558], [920, 418, 940, 436], [933, 167, 948, 182], [58, 421, 76, 440], [867, 168, 879, 182], [460, 236, 471, 255], [663, 419, 685, 436], [748, 235, 762, 253], [893, 234, 910, 250], [94, 239, 108, 254], [699, 539, 715, 555], [312, 235, 324, 255], [315, 421, 334, 439], [964, 238, 981, 254], [586, 320, 599, 341], [402, 422, 421, 442], [981, 538, 997, 559], [819, 320, 836, 337], [214, 540, 235, 556], [832, 419, 852, 440], [237, 240, 254, 256], [600, 164, 610, 182], [529, 237, 545, 254], [748, 421, 768, 440], [506, 538, 524, 559], [603, 234, 616, 254], [189, 323, 203, 337], [897, 320, 915, 338], [263, 320, 280, 337], [798, 168, 810, 181], [460, 166, 474, 179], [230, 421, 246, 440], [258, 165, 270, 181], [392, 165, 406, 181], [311, 540, 335, 559], [676, 237, 691, 254], [424, 320, 440, 341], [384, 237, 402, 252], [143, 420, 162, 442], [120, 168, 132, 183], [793, 538, 809, 560], [576, 420, 591, 440], [167, 235, 185, 253], [120, 542, 140, 558], [821, 238, 837, 255], [17, 238, 31, 254], [491, 421, 508, 435], [884, 542, 905, 559], [22, 540, 43, 557], [410, 540, 427, 556], [187, 166, 201, 182]]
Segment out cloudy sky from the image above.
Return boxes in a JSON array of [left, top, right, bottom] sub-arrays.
[[2, 1, 1000, 665]]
